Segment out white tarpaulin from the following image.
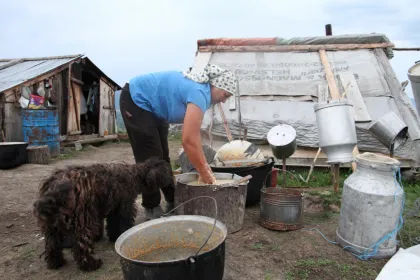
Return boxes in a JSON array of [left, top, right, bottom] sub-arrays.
[[211, 50, 390, 98], [376, 244, 420, 280], [199, 49, 420, 161]]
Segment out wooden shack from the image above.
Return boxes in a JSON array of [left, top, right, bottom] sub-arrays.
[[0, 54, 121, 144]]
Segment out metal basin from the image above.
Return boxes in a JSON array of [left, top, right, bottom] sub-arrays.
[[115, 215, 227, 280], [0, 142, 28, 169]]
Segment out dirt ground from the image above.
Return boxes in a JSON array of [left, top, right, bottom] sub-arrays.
[[0, 141, 389, 280]]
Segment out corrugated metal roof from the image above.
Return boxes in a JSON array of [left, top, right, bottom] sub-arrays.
[[0, 55, 81, 92]]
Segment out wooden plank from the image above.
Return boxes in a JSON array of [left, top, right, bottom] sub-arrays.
[[203, 140, 418, 168], [317, 83, 329, 102], [63, 134, 118, 147], [98, 79, 115, 136], [53, 73, 63, 135], [319, 50, 340, 99], [66, 63, 81, 135], [198, 43, 395, 53], [374, 48, 420, 140], [70, 82, 81, 131], [338, 73, 372, 122], [4, 103, 23, 142]]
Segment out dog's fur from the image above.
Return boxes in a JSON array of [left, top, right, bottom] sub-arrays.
[[33, 157, 174, 271]]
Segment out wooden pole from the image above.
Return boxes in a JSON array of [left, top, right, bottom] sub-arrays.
[[393, 48, 420, 51], [333, 163, 340, 193], [217, 103, 233, 142], [282, 159, 287, 187], [318, 50, 342, 192]]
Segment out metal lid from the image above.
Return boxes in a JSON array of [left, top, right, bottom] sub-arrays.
[[408, 62, 420, 76], [408, 62, 420, 83], [267, 124, 296, 147], [356, 152, 400, 170], [313, 98, 353, 112]]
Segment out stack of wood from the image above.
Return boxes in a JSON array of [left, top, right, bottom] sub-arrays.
[[26, 145, 50, 165]]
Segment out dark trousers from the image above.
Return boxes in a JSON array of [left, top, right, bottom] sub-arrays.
[[119, 83, 174, 208]]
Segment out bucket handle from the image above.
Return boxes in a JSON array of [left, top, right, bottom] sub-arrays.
[[162, 195, 218, 258]]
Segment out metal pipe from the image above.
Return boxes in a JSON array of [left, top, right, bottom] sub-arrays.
[[325, 24, 332, 36]]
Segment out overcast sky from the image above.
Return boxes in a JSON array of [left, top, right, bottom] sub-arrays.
[[1, 0, 419, 98]]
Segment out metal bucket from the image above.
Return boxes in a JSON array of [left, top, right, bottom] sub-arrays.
[[266, 124, 297, 159], [314, 99, 357, 164], [210, 157, 275, 206], [22, 109, 60, 157], [408, 61, 420, 114], [368, 112, 408, 152], [260, 187, 305, 231], [175, 172, 248, 233], [115, 215, 227, 280]]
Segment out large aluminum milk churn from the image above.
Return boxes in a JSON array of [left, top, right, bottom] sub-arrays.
[[336, 152, 404, 259]]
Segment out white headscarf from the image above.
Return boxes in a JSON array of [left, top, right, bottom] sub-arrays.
[[182, 64, 238, 96]]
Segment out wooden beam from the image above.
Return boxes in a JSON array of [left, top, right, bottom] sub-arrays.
[[198, 43, 395, 52], [0, 59, 23, 71], [63, 134, 118, 146], [71, 77, 84, 85], [319, 50, 340, 99]]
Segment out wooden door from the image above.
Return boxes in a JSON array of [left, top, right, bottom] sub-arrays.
[[98, 79, 116, 136], [66, 66, 82, 136]]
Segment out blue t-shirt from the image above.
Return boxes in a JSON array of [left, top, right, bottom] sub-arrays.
[[128, 71, 211, 124]]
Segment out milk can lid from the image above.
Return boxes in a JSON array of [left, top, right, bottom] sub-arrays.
[[267, 124, 296, 147]]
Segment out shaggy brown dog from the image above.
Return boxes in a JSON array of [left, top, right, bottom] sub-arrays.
[[33, 157, 174, 271]]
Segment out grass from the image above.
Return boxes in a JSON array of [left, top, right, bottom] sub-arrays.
[[285, 258, 380, 280], [276, 167, 352, 188]]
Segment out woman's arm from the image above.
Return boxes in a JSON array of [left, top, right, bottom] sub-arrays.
[[182, 103, 215, 183]]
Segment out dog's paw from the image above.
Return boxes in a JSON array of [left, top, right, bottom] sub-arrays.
[[46, 257, 66, 269], [80, 258, 103, 272]]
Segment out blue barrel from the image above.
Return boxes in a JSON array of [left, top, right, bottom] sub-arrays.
[[22, 109, 60, 157]]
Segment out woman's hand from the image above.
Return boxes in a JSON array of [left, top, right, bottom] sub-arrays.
[[197, 164, 216, 184], [182, 103, 214, 182]]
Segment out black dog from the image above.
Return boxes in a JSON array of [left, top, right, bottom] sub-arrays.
[[33, 157, 174, 271]]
